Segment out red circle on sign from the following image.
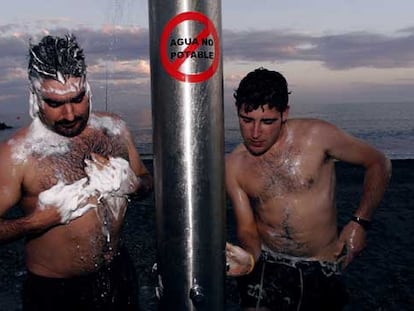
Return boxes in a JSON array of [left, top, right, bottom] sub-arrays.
[[160, 11, 220, 83]]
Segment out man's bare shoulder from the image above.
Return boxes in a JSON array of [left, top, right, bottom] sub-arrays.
[[226, 144, 248, 162], [0, 138, 14, 161], [288, 118, 334, 129], [0, 126, 30, 156], [88, 112, 129, 136], [0, 127, 31, 175], [92, 111, 122, 119], [288, 118, 357, 161], [225, 144, 251, 177], [90, 111, 125, 124], [2, 125, 31, 140], [288, 118, 340, 138]]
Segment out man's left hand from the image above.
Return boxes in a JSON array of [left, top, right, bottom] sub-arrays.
[[335, 221, 367, 269]]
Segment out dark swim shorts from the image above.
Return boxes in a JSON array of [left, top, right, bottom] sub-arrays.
[[22, 246, 139, 311], [237, 250, 349, 311]]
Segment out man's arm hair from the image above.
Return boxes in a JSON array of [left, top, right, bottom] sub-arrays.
[[0, 217, 30, 244]]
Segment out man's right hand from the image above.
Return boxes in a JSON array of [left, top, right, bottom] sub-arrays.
[[27, 205, 62, 233], [37, 178, 98, 224], [226, 242, 255, 276]]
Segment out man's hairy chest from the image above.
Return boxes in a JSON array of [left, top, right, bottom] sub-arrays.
[[26, 130, 129, 193], [240, 149, 319, 203]]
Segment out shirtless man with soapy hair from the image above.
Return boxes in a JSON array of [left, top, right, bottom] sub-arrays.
[[0, 34, 152, 310]]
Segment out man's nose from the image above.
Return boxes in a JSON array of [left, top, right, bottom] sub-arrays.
[[62, 103, 75, 121], [252, 122, 261, 138]]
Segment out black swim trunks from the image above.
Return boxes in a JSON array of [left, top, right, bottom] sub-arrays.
[[237, 250, 349, 311], [22, 246, 139, 311]]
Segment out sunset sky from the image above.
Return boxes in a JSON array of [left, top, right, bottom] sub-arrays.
[[1, 0, 413, 127]]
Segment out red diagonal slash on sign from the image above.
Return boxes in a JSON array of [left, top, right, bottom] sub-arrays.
[[160, 11, 220, 83]]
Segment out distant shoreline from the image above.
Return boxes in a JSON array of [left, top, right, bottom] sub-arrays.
[[0, 122, 12, 130]]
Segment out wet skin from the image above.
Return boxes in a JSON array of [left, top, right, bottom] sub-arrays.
[[22, 124, 133, 276], [226, 103, 391, 267], [0, 78, 151, 277]]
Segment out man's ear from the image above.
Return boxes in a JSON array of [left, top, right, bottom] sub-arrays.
[[282, 105, 290, 123]]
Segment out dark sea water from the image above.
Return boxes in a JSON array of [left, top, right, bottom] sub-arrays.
[[287, 102, 414, 160], [1, 101, 413, 160], [121, 101, 414, 160]]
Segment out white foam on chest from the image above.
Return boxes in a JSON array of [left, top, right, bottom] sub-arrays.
[[9, 118, 70, 163], [9, 114, 126, 163]]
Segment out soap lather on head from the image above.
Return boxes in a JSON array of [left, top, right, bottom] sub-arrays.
[[28, 34, 92, 120]]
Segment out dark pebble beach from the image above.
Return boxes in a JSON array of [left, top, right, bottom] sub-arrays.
[[1, 159, 413, 310]]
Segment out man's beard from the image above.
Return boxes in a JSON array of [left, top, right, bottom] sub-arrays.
[[53, 115, 88, 137]]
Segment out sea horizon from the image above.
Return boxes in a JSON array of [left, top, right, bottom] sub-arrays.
[[131, 100, 414, 160], [1, 101, 413, 160]]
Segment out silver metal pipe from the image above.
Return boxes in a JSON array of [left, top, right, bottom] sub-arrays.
[[148, 1, 225, 310]]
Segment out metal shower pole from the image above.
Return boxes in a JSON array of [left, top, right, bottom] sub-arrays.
[[148, 0, 225, 310]]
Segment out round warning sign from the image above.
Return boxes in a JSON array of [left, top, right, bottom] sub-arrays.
[[160, 11, 220, 83]]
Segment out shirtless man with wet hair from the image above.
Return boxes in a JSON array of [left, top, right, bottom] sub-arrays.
[[0, 34, 152, 310], [225, 68, 391, 310]]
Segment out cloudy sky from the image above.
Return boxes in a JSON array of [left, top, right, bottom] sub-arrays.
[[1, 0, 414, 128]]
